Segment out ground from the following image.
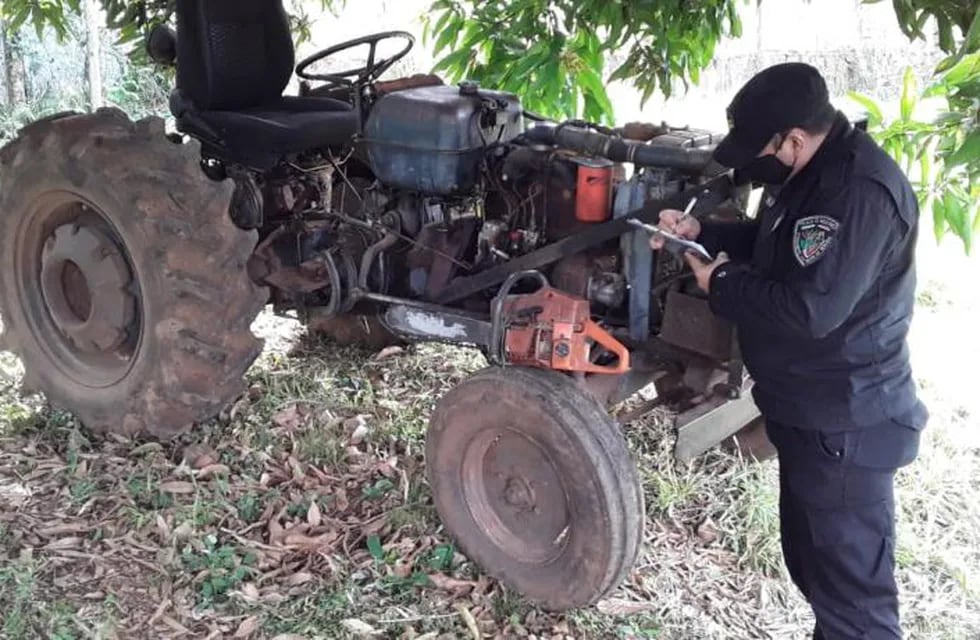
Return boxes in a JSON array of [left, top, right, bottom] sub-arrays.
[[0, 231, 978, 640]]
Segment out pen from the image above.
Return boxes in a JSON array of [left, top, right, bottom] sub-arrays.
[[678, 196, 698, 223]]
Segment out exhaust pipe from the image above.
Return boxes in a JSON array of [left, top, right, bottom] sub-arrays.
[[524, 124, 720, 172]]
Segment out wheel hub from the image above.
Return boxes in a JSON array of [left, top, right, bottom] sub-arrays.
[[461, 428, 571, 565], [503, 476, 536, 510], [40, 222, 135, 353]]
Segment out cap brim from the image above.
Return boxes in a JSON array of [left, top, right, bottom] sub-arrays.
[[712, 133, 761, 170]]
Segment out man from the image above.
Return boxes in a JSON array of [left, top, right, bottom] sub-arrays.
[[652, 63, 929, 639]]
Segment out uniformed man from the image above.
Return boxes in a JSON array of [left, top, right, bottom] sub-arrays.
[[652, 62, 929, 639]]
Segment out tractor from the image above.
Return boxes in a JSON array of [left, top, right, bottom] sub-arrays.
[[0, 0, 775, 610]]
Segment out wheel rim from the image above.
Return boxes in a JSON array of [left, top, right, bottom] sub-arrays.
[[460, 426, 571, 566], [428, 368, 646, 610], [16, 191, 142, 387]]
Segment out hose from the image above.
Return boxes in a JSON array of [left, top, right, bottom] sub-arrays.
[[524, 123, 718, 172]]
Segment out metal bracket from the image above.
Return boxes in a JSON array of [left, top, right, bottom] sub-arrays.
[[674, 385, 761, 463]]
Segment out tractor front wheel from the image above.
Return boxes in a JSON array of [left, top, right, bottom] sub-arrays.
[[426, 367, 645, 611]]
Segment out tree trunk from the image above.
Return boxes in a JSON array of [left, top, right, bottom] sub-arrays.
[[0, 20, 7, 108], [3, 23, 27, 107], [84, 0, 103, 110]]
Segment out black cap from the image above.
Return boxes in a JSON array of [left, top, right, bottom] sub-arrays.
[[713, 62, 834, 170]]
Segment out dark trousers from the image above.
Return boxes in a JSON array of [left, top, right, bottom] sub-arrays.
[[766, 420, 915, 640]]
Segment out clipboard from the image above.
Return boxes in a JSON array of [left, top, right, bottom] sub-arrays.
[[626, 218, 714, 263]]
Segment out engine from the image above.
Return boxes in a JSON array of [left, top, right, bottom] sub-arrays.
[[246, 79, 724, 338]]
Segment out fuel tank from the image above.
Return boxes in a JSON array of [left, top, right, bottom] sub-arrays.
[[364, 84, 523, 195]]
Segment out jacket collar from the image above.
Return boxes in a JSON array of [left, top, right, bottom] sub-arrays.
[[790, 110, 854, 184]]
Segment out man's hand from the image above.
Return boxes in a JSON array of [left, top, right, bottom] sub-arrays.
[[685, 251, 730, 293], [649, 208, 702, 251]]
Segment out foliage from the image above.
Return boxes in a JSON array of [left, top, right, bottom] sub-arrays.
[[1, 0, 976, 250], [851, 57, 980, 252], [180, 534, 256, 606], [870, 0, 979, 62], [0, 0, 341, 49], [422, 0, 741, 124], [849, 3, 980, 253]]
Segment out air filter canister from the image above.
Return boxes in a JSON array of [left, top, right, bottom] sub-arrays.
[[573, 157, 614, 223]]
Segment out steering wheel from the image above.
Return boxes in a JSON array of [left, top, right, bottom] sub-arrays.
[[296, 31, 415, 90]]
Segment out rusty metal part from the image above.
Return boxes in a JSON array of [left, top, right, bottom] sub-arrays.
[[619, 121, 670, 142], [40, 222, 135, 353], [426, 366, 644, 611], [247, 226, 356, 314], [549, 252, 618, 301], [358, 232, 397, 292], [406, 219, 479, 299], [659, 289, 735, 361], [374, 73, 444, 96], [0, 109, 266, 438], [578, 349, 682, 409], [434, 173, 734, 304], [460, 427, 570, 565], [303, 73, 444, 100], [674, 382, 762, 463]]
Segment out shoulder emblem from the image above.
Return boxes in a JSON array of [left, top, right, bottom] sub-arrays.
[[793, 215, 839, 267]]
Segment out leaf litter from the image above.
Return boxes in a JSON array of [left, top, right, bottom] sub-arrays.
[[0, 312, 977, 639]]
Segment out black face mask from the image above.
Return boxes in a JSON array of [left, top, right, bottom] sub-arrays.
[[737, 153, 793, 186], [736, 133, 797, 186]]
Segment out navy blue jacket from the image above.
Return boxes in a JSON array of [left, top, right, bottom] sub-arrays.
[[700, 112, 928, 440]]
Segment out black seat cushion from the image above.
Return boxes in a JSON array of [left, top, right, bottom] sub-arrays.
[[197, 96, 358, 155], [174, 0, 357, 163]]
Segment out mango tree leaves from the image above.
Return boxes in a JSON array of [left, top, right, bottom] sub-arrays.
[[948, 129, 980, 167], [0, 0, 339, 46], [422, 0, 741, 124]]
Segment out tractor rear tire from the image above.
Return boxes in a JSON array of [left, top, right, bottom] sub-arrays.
[[0, 109, 267, 439], [426, 367, 645, 611]]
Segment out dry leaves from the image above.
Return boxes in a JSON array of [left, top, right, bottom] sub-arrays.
[[272, 404, 309, 432], [341, 618, 383, 637], [595, 598, 658, 616], [234, 615, 261, 638]]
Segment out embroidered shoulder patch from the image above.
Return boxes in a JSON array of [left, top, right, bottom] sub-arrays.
[[793, 215, 840, 267]]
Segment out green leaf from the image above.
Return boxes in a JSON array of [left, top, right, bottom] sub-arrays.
[[426, 7, 455, 46], [932, 195, 948, 243], [900, 67, 917, 122], [942, 190, 972, 253], [965, 6, 980, 52], [944, 53, 980, 87], [577, 64, 614, 122], [367, 535, 384, 561], [947, 130, 980, 168], [919, 137, 937, 192], [846, 91, 883, 128], [432, 17, 463, 56], [937, 14, 954, 52], [432, 48, 473, 77]]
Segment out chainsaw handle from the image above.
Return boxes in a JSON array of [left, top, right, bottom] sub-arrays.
[[551, 320, 630, 375], [580, 321, 631, 374]]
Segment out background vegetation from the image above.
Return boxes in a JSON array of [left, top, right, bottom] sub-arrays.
[[0, 2, 977, 638]]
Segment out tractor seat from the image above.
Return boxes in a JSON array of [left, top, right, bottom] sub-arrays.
[[173, 0, 358, 168], [171, 93, 358, 160]]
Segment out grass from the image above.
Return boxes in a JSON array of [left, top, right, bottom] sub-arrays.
[[0, 250, 978, 639]]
